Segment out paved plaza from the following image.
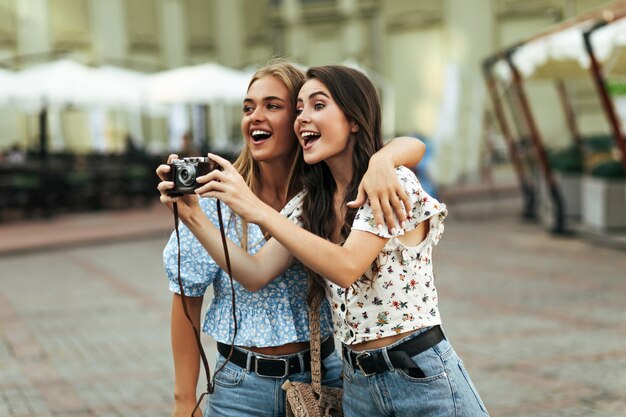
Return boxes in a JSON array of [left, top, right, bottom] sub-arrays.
[[0, 199, 625, 416]]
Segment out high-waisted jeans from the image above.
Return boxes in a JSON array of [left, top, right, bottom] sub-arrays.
[[342, 328, 489, 417], [206, 347, 343, 417]]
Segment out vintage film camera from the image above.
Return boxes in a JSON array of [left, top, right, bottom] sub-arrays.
[[166, 157, 221, 196]]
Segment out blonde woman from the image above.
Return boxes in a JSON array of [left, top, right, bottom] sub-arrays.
[[162, 60, 426, 417]]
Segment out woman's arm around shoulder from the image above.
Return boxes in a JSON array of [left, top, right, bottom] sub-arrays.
[[348, 137, 426, 233]]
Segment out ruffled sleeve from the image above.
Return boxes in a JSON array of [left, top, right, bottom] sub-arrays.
[[163, 198, 227, 297], [352, 166, 447, 244], [280, 190, 306, 226]]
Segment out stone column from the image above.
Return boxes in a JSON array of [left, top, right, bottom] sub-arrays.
[[281, 0, 305, 62], [160, 0, 186, 68], [89, 0, 126, 65], [16, 0, 50, 66], [338, 0, 360, 62], [440, 0, 495, 182], [214, 0, 244, 67]]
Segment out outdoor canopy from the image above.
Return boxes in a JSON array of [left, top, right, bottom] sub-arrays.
[[145, 62, 251, 105], [494, 15, 626, 83]]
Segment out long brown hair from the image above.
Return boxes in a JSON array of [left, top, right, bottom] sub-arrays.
[[232, 58, 306, 248], [299, 65, 384, 310]]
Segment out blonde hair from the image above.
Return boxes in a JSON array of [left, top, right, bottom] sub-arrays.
[[232, 58, 306, 249]]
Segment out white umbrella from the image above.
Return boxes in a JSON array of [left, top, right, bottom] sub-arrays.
[[0, 68, 18, 106], [146, 62, 249, 105], [12, 59, 112, 109], [96, 65, 150, 109]]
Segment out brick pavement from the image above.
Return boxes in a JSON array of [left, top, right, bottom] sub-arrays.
[[0, 198, 625, 416], [0, 203, 172, 256]]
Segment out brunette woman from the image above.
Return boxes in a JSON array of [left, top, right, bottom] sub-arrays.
[[161, 60, 426, 417]]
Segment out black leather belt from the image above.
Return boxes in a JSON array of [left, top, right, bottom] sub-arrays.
[[217, 337, 335, 378], [343, 325, 445, 377]]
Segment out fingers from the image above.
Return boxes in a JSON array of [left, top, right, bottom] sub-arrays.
[[196, 168, 225, 185], [158, 190, 179, 206], [207, 153, 235, 172], [195, 178, 227, 197], [368, 197, 384, 232], [157, 180, 178, 203], [346, 184, 366, 208], [397, 189, 411, 225], [361, 189, 409, 234], [378, 198, 397, 234], [156, 154, 178, 180], [155, 164, 171, 181]]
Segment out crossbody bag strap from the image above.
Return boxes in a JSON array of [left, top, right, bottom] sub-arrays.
[[308, 303, 323, 396], [173, 201, 238, 416]]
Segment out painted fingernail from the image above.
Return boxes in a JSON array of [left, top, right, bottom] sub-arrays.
[[391, 227, 398, 235], [377, 224, 384, 232], [400, 221, 407, 229]]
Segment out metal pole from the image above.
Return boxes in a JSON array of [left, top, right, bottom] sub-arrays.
[[38, 107, 48, 161], [506, 52, 566, 234], [555, 79, 583, 150], [482, 58, 535, 219], [583, 23, 626, 173]]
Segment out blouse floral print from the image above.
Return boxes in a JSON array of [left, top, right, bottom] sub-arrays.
[[286, 166, 447, 345], [163, 197, 334, 347]]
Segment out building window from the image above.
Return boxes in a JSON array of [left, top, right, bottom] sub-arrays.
[[127, 0, 160, 52], [50, 0, 91, 49], [0, 0, 16, 47], [186, 0, 215, 53]]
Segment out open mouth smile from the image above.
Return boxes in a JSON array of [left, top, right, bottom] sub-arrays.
[[250, 129, 272, 143], [300, 131, 321, 148]]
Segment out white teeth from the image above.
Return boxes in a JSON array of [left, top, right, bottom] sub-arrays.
[[252, 130, 270, 136], [301, 131, 319, 137]]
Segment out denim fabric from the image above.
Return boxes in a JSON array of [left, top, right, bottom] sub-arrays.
[[206, 347, 343, 417], [342, 330, 489, 417]]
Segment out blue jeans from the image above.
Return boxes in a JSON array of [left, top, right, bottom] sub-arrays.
[[206, 345, 343, 417], [342, 329, 489, 417]]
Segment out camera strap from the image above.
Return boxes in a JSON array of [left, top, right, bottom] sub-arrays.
[[173, 201, 238, 415]]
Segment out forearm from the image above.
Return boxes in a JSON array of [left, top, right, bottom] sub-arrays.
[[182, 208, 290, 291], [171, 294, 202, 403], [376, 136, 425, 168], [256, 208, 384, 288]]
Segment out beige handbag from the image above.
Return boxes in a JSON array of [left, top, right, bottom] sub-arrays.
[[282, 306, 343, 417]]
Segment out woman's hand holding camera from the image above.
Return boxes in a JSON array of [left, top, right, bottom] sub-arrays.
[[195, 153, 269, 224], [156, 154, 201, 220]]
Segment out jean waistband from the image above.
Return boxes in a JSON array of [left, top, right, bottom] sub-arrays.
[[217, 337, 335, 378], [342, 325, 444, 376]]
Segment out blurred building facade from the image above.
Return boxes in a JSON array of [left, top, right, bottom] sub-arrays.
[[0, 0, 617, 183]]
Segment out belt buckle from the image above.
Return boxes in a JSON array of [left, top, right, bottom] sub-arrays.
[[254, 356, 289, 378], [354, 352, 376, 377]]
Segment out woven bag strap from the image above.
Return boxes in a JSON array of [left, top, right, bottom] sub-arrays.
[[309, 304, 323, 396]]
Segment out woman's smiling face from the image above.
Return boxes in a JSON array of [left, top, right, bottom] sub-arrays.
[[294, 78, 357, 165], [241, 75, 298, 163]]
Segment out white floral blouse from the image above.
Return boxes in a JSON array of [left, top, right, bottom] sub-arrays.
[[286, 166, 447, 345]]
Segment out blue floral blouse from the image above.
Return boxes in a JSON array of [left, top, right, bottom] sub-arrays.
[[163, 197, 333, 347]]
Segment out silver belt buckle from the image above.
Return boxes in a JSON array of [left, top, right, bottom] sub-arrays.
[[355, 351, 376, 377], [254, 356, 289, 378]]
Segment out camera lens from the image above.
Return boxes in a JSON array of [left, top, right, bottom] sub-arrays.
[[177, 165, 196, 187]]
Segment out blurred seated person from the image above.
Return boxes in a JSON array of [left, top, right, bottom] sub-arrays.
[[6, 143, 26, 165], [124, 134, 145, 158], [179, 131, 200, 157]]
